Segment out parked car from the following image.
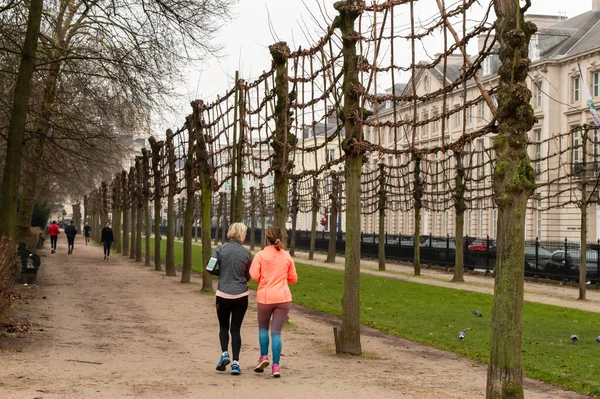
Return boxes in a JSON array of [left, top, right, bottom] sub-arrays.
[[468, 239, 496, 251], [543, 249, 599, 282], [523, 246, 554, 276]]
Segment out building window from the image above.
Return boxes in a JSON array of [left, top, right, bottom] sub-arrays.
[[483, 57, 491, 76], [453, 105, 461, 128], [534, 81, 542, 108], [325, 175, 332, 194], [467, 105, 473, 125], [477, 102, 485, 121], [594, 71, 599, 98], [424, 75, 430, 92], [463, 142, 471, 166], [573, 129, 580, 165], [573, 76, 580, 103], [422, 112, 429, 136], [326, 149, 335, 162], [433, 109, 439, 135], [535, 130, 542, 179], [415, 116, 420, 137], [477, 139, 484, 179]]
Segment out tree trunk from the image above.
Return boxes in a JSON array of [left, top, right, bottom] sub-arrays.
[[194, 199, 199, 242], [149, 137, 163, 271], [83, 195, 88, 232], [235, 79, 245, 223], [326, 173, 339, 263], [135, 201, 143, 262], [486, 1, 537, 397], [580, 200, 587, 300], [215, 196, 222, 246], [129, 167, 137, 260], [270, 42, 296, 241], [113, 174, 122, 254], [122, 171, 130, 257], [413, 153, 422, 276], [165, 130, 177, 276], [453, 152, 466, 282], [142, 149, 151, 266], [16, 162, 39, 239], [250, 187, 256, 250], [579, 128, 588, 300], [230, 72, 239, 223], [181, 117, 196, 283], [221, 195, 227, 243], [192, 100, 214, 292], [135, 157, 143, 262], [259, 183, 267, 249], [336, 0, 363, 355], [289, 179, 299, 256], [377, 165, 386, 270], [0, 0, 43, 240], [308, 177, 319, 260]]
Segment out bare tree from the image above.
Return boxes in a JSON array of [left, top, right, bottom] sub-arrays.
[[487, 0, 537, 397], [0, 0, 43, 239]]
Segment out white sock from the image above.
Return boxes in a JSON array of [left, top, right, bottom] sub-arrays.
[[232, 360, 239, 365], [222, 351, 229, 356]]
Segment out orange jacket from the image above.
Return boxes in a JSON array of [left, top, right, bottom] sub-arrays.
[[250, 246, 297, 304]]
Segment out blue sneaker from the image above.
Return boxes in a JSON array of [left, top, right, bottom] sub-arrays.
[[216, 352, 230, 371], [231, 362, 241, 375]]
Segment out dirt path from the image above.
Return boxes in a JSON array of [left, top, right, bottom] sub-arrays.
[[0, 236, 584, 398]]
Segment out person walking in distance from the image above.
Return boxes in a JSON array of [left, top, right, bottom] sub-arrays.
[[83, 222, 91, 245], [208, 223, 253, 375], [64, 220, 78, 255], [101, 222, 114, 261], [250, 227, 298, 378], [47, 221, 60, 254]]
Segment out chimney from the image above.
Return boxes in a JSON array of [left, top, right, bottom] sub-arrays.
[[594, 0, 600, 11]]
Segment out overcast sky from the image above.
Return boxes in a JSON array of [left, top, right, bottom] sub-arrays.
[[154, 0, 593, 133]]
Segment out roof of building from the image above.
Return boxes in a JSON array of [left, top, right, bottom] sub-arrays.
[[538, 10, 600, 59]]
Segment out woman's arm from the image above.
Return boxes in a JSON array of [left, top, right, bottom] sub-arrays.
[[249, 252, 262, 282], [244, 252, 253, 282], [287, 255, 298, 284]]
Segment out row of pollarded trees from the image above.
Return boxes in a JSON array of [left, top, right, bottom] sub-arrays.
[[324, 1, 539, 397], [81, 0, 540, 397]]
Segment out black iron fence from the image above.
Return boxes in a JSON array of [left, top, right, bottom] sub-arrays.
[[150, 224, 600, 284]]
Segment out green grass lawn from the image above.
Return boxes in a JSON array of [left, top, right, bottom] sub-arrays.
[[140, 237, 599, 395], [140, 237, 205, 274]]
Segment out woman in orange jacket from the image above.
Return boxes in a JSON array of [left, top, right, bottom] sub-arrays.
[[249, 226, 297, 378]]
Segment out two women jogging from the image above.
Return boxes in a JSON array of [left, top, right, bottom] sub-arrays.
[[210, 224, 297, 378]]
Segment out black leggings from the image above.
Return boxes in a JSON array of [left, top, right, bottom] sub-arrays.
[[103, 241, 112, 256], [50, 236, 57, 250], [216, 295, 248, 361], [68, 237, 75, 250]]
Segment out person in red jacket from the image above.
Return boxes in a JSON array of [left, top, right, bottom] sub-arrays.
[[47, 221, 60, 254]]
